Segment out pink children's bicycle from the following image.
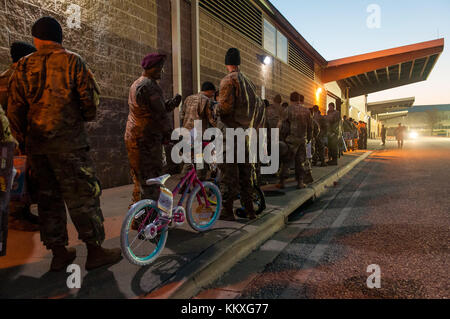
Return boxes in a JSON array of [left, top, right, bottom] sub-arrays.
[[120, 164, 222, 266]]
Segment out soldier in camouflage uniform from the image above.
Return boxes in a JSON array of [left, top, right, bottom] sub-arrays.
[[0, 108, 17, 144], [277, 92, 312, 189], [0, 42, 37, 112], [7, 17, 121, 271], [303, 107, 319, 184], [312, 105, 328, 166], [125, 53, 181, 205], [217, 48, 265, 221], [326, 103, 341, 165], [0, 42, 40, 231], [179, 81, 216, 180], [180, 81, 216, 132]]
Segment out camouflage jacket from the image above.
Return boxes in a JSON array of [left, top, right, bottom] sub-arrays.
[[0, 64, 15, 112], [0, 107, 17, 144], [326, 110, 342, 137], [125, 76, 177, 147], [266, 103, 283, 130], [218, 71, 265, 130], [314, 111, 328, 137], [180, 92, 215, 132], [278, 103, 312, 144], [7, 43, 100, 154]]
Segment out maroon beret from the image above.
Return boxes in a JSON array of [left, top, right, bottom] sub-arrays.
[[141, 53, 166, 70]]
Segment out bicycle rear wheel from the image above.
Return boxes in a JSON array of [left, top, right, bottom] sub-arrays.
[[186, 182, 222, 232], [120, 200, 168, 266], [237, 185, 266, 217]]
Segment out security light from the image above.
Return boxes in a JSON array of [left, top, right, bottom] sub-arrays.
[[257, 54, 272, 65]]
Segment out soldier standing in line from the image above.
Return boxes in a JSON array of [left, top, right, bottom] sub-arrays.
[[180, 81, 216, 132], [0, 41, 40, 231], [125, 53, 182, 205], [326, 103, 341, 165], [217, 48, 265, 221], [277, 92, 312, 189], [0, 42, 37, 112], [312, 105, 328, 167], [179, 81, 217, 180], [8, 17, 122, 271]]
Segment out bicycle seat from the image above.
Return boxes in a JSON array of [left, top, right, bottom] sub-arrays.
[[146, 174, 171, 186]]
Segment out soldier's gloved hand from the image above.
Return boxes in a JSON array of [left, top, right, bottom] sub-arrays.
[[172, 94, 182, 107]]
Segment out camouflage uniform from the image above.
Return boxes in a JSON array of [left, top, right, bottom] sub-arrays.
[[218, 71, 265, 212], [326, 110, 341, 163], [265, 102, 282, 157], [180, 92, 216, 132], [0, 107, 17, 144], [125, 76, 178, 204], [0, 64, 15, 112], [278, 103, 312, 183], [313, 111, 327, 164], [7, 43, 104, 248], [309, 115, 320, 168], [180, 92, 216, 180]]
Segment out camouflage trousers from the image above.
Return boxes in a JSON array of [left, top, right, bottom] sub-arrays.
[[126, 134, 164, 205], [30, 149, 105, 249], [218, 141, 255, 211], [312, 135, 325, 164], [328, 134, 339, 161], [281, 136, 308, 182]]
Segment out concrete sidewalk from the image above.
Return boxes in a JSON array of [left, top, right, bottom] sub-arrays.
[[0, 149, 373, 299]]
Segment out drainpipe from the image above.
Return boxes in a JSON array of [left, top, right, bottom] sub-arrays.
[[171, 0, 182, 128], [191, 0, 201, 93]]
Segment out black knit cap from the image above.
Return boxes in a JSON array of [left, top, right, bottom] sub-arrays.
[[32, 17, 63, 44], [225, 48, 241, 66], [10, 42, 36, 63], [201, 81, 216, 92]]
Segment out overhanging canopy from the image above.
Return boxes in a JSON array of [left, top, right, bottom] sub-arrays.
[[322, 39, 444, 98], [367, 97, 415, 115]]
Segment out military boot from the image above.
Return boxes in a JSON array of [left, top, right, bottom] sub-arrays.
[[50, 246, 77, 272], [296, 180, 307, 189], [85, 244, 122, 271], [219, 200, 236, 221], [276, 175, 285, 189], [304, 171, 314, 184], [296, 172, 306, 189], [241, 198, 257, 220]]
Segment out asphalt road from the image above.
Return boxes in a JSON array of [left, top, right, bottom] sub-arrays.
[[197, 137, 450, 299]]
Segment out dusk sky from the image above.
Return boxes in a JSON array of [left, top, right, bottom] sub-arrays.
[[271, 0, 450, 105]]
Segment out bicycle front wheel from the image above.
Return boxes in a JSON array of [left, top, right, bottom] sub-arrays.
[[120, 200, 168, 266], [186, 182, 222, 232]]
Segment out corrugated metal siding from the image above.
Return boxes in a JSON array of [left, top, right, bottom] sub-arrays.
[[199, 0, 263, 46], [288, 40, 315, 80]]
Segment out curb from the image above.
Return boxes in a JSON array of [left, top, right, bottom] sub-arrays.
[[145, 151, 373, 299]]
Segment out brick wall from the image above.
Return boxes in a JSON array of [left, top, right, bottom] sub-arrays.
[[0, 0, 174, 188], [198, 9, 326, 110]]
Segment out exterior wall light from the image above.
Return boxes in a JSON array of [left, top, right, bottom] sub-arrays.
[[257, 54, 272, 65]]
